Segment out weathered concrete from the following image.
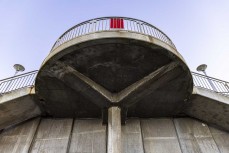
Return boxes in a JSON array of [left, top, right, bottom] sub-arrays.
[[185, 87, 229, 131], [141, 118, 182, 153], [45, 31, 185, 67], [69, 119, 106, 153], [1, 85, 228, 132], [0, 87, 41, 130], [35, 31, 193, 120], [0, 118, 40, 153], [209, 126, 229, 153], [35, 75, 102, 118], [30, 118, 73, 153], [122, 119, 144, 153], [174, 118, 220, 153], [107, 107, 121, 153], [0, 117, 228, 153]]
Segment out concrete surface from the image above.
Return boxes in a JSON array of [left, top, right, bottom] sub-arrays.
[[0, 117, 228, 153], [69, 119, 106, 153], [186, 87, 229, 131], [107, 107, 121, 153], [30, 118, 73, 153], [35, 30, 193, 120], [0, 86, 228, 132], [0, 87, 41, 130]]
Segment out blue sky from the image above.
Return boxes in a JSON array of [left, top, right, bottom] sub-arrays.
[[0, 0, 229, 81]]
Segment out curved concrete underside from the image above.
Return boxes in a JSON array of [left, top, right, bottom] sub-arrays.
[[35, 31, 193, 120]]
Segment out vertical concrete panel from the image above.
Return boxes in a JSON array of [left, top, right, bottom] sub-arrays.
[[0, 118, 40, 153], [122, 119, 144, 153], [69, 119, 106, 153], [30, 118, 73, 153], [141, 118, 182, 153], [174, 118, 220, 153], [209, 126, 229, 153]]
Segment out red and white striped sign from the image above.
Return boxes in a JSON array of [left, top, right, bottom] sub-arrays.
[[110, 18, 124, 29]]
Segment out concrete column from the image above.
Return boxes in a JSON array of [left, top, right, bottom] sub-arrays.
[[107, 107, 121, 153]]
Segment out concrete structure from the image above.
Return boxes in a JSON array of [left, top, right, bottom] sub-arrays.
[[0, 117, 229, 153], [0, 17, 228, 153]]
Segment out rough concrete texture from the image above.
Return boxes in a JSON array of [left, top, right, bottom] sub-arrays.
[[35, 31, 193, 120], [0, 117, 228, 153], [0, 87, 41, 130], [107, 107, 121, 153], [186, 87, 229, 131], [1, 85, 228, 131]]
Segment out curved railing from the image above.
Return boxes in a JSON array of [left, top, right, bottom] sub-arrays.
[[1, 70, 228, 97], [51, 17, 176, 51]]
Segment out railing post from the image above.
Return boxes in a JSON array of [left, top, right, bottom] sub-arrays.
[[225, 83, 229, 92], [137, 22, 142, 33], [203, 71, 217, 92]]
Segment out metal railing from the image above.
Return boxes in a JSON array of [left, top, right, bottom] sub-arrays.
[[0, 70, 228, 97], [0, 70, 38, 94], [192, 72, 229, 96], [51, 17, 176, 51]]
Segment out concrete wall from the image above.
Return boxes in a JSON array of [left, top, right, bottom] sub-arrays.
[[0, 117, 228, 153]]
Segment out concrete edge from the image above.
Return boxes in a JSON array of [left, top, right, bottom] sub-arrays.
[[0, 87, 34, 104], [193, 87, 229, 105], [41, 31, 186, 68]]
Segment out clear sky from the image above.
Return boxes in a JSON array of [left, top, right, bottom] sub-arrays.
[[0, 0, 229, 81]]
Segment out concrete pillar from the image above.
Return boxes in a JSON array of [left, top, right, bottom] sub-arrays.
[[107, 107, 121, 153]]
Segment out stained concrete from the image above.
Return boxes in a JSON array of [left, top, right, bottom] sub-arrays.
[[186, 87, 229, 131], [0, 85, 228, 131], [107, 107, 121, 153], [0, 87, 41, 130], [0, 22, 228, 153], [35, 31, 193, 120], [1, 117, 227, 153], [0, 30, 228, 131]]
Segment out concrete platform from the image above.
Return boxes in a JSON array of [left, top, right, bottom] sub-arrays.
[[35, 31, 193, 120]]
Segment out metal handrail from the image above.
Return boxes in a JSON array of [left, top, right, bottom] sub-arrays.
[[0, 70, 228, 97], [0, 70, 38, 94], [192, 72, 229, 96], [51, 17, 176, 51]]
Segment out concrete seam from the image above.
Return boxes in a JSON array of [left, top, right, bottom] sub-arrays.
[[139, 119, 146, 153], [28, 117, 42, 153], [172, 118, 184, 153], [66, 118, 75, 153], [208, 126, 222, 153]]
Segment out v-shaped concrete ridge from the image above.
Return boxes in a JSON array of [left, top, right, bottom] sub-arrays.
[[47, 61, 179, 108]]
